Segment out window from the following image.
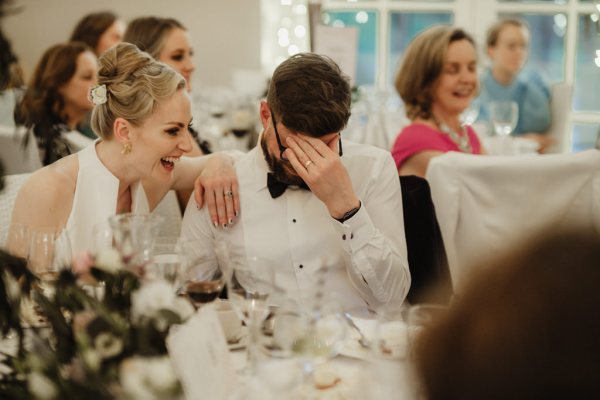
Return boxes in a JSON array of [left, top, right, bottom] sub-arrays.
[[574, 13, 600, 111], [572, 123, 600, 151], [323, 10, 379, 86], [388, 12, 454, 85], [263, 0, 600, 152]]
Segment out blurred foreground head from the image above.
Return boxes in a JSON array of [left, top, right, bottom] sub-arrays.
[[416, 230, 600, 400]]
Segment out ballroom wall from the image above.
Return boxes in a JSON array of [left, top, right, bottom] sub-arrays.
[[2, 0, 262, 88]]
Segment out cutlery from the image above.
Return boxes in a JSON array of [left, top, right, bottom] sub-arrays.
[[343, 312, 371, 349]]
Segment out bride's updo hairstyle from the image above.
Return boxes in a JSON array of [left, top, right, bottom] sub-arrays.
[[91, 42, 185, 139]]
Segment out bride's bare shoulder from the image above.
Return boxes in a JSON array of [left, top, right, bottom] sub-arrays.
[[11, 155, 79, 228]]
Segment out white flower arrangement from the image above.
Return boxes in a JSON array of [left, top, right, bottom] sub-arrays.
[[120, 356, 180, 399], [27, 372, 57, 400], [132, 280, 194, 322], [95, 248, 124, 273], [90, 84, 108, 106]]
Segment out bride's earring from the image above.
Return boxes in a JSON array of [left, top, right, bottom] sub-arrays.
[[121, 142, 132, 155]]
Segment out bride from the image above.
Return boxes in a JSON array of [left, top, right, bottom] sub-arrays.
[[9, 43, 240, 255]]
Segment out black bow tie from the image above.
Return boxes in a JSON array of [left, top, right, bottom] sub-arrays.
[[267, 173, 310, 199]]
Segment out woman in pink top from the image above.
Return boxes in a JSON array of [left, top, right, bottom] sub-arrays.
[[392, 26, 483, 177]]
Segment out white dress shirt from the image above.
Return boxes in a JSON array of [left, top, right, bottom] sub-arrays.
[[181, 140, 410, 313]]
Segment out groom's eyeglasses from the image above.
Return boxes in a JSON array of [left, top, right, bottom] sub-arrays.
[[271, 109, 343, 161]]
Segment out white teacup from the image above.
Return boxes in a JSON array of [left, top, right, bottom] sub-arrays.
[[214, 300, 242, 343]]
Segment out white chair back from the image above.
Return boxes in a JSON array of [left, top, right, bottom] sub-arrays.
[[426, 150, 600, 291], [546, 82, 573, 153], [0, 172, 31, 247]]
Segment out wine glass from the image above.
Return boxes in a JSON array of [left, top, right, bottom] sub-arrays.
[[460, 99, 480, 126], [28, 228, 72, 281], [227, 255, 276, 375], [176, 239, 226, 307], [490, 101, 519, 137], [108, 213, 163, 273], [147, 236, 182, 287], [5, 223, 30, 261]]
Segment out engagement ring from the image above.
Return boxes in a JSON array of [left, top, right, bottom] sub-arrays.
[[305, 160, 313, 168], [224, 190, 233, 198]]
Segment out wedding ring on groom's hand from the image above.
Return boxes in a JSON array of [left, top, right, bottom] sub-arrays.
[[224, 190, 233, 198]]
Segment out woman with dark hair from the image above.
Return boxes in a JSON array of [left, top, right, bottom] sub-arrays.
[[0, 0, 24, 126], [14, 42, 97, 165], [69, 11, 125, 56]]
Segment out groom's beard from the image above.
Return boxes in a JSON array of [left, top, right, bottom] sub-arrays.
[[260, 133, 305, 187]]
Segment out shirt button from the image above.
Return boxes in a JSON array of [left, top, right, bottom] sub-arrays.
[[351, 233, 354, 239], [342, 234, 347, 240], [299, 264, 304, 269], [292, 219, 297, 223]]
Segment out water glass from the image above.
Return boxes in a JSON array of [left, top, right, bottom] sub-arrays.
[[368, 305, 410, 399], [460, 99, 480, 126], [28, 228, 72, 281], [227, 255, 275, 375], [108, 213, 163, 271], [490, 101, 519, 137], [6, 223, 30, 260]]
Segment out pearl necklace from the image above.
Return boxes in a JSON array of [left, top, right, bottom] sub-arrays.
[[432, 116, 472, 153]]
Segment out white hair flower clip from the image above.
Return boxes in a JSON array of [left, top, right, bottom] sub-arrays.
[[89, 84, 108, 105]]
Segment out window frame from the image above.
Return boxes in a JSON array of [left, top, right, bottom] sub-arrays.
[[318, 0, 600, 151]]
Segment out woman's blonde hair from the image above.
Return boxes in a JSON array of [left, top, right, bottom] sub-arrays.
[[91, 42, 186, 139], [394, 25, 476, 121]]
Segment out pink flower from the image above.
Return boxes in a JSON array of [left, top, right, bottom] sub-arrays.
[[72, 251, 94, 276]]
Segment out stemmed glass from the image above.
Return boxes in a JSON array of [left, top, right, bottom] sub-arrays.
[[460, 99, 480, 126], [5, 223, 30, 261], [28, 228, 72, 282], [226, 255, 275, 375], [176, 239, 226, 307], [490, 101, 519, 137], [108, 213, 163, 274], [147, 236, 182, 288]]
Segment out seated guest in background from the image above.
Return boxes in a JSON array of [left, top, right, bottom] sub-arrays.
[[415, 230, 600, 399], [391, 26, 483, 178], [14, 42, 97, 165], [124, 16, 210, 207], [10, 43, 239, 256], [477, 18, 552, 151], [124, 17, 196, 93], [123, 17, 209, 152], [0, 6, 25, 127], [181, 53, 410, 313], [69, 11, 125, 57], [69, 11, 126, 139]]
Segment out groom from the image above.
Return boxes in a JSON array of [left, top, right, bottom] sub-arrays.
[[181, 53, 410, 313]]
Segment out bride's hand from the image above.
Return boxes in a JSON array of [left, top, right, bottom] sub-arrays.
[[194, 153, 240, 228]]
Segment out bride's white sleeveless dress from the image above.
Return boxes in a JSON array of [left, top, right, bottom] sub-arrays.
[[64, 141, 150, 255]]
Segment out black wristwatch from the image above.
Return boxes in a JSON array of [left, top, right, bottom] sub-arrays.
[[334, 201, 362, 223]]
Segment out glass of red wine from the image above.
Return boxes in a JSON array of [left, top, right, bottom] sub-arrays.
[[177, 239, 226, 307]]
